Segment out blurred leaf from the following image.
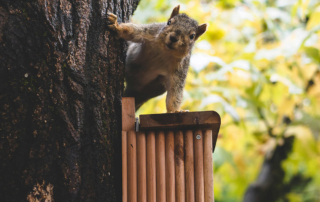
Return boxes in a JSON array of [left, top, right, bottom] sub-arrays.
[[213, 146, 236, 172], [190, 53, 226, 72], [216, 0, 240, 9], [205, 22, 226, 41], [304, 47, 320, 63], [269, 74, 303, 94], [292, 112, 320, 138], [266, 7, 291, 23], [244, 39, 257, 53], [199, 94, 240, 121], [229, 60, 251, 70], [306, 6, 320, 30]]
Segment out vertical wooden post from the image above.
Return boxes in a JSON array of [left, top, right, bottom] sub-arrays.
[[204, 130, 214, 202], [137, 132, 147, 202], [156, 131, 166, 202], [194, 130, 204, 202], [175, 130, 185, 202], [147, 131, 156, 202], [185, 130, 195, 202], [122, 97, 136, 132], [127, 131, 137, 202], [122, 97, 136, 202], [166, 131, 175, 202], [122, 131, 128, 202]]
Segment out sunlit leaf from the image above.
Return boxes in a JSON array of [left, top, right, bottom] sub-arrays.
[[266, 7, 291, 23], [229, 60, 251, 70], [190, 53, 226, 72], [306, 6, 320, 30], [270, 74, 303, 94], [199, 94, 240, 121], [304, 47, 320, 63], [244, 39, 257, 53]]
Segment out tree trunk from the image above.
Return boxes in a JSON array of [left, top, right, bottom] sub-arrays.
[[0, 0, 139, 201], [243, 136, 311, 202]]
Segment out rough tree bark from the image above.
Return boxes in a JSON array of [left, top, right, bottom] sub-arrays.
[[0, 0, 139, 201]]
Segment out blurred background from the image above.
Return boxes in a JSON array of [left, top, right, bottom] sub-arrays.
[[132, 0, 320, 201]]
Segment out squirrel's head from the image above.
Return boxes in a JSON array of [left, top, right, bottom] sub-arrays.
[[157, 5, 207, 58]]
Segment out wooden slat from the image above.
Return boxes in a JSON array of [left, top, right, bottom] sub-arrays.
[[204, 130, 214, 202], [127, 131, 137, 202], [156, 131, 166, 202], [165, 131, 175, 202], [175, 130, 185, 202], [122, 97, 135, 131], [137, 132, 147, 202], [122, 131, 128, 202], [147, 131, 156, 202], [194, 130, 204, 202], [184, 130, 195, 202]]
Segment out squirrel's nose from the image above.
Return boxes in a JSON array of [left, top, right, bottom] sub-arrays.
[[170, 35, 178, 43]]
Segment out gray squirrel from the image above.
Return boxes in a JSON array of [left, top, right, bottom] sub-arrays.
[[107, 5, 207, 112]]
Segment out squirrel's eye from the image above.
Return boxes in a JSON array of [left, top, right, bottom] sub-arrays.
[[190, 34, 195, 40], [167, 20, 171, 25]]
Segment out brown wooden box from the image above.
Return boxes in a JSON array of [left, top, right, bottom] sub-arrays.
[[122, 98, 221, 202]]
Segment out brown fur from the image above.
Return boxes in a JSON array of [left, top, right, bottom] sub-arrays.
[[107, 5, 207, 112]]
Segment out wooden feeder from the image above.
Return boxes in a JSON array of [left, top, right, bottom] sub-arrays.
[[122, 97, 221, 202]]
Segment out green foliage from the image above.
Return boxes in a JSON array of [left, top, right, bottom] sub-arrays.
[[133, 0, 320, 201]]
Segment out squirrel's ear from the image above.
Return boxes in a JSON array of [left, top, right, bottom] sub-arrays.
[[195, 23, 207, 40], [169, 5, 180, 19]]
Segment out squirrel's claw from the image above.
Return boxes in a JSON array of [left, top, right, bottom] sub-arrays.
[[175, 110, 189, 113], [107, 13, 117, 22], [167, 110, 189, 113], [107, 13, 118, 30]]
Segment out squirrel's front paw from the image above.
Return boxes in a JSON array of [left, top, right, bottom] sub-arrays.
[[167, 109, 189, 113], [107, 13, 119, 31]]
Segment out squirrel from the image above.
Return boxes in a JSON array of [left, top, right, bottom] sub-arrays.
[[107, 5, 207, 113]]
